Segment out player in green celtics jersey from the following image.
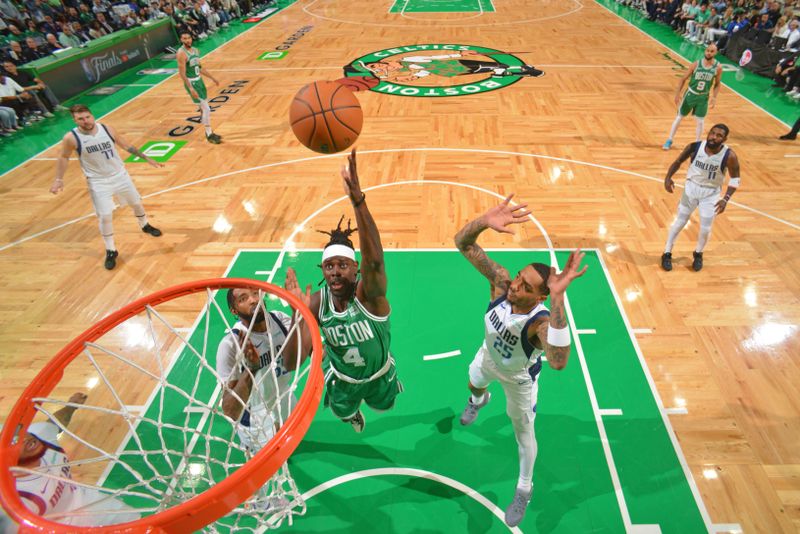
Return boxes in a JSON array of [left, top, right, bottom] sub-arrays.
[[176, 32, 222, 144], [663, 43, 722, 150], [290, 148, 401, 433]]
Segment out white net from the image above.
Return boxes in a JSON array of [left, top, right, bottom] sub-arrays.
[[3, 283, 317, 532]]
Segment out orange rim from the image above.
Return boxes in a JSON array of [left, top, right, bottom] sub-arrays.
[[0, 278, 324, 533]]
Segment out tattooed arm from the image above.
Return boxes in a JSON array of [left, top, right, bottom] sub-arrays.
[[454, 194, 530, 300], [106, 124, 164, 169], [531, 249, 587, 370]]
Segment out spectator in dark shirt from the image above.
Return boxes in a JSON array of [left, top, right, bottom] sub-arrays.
[[70, 21, 91, 43], [22, 36, 46, 62], [44, 33, 65, 53], [754, 13, 774, 32], [95, 12, 117, 34], [2, 59, 57, 114]]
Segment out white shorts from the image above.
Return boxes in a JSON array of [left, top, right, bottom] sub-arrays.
[[237, 370, 296, 453], [468, 344, 539, 424], [680, 180, 721, 219], [87, 171, 142, 216]]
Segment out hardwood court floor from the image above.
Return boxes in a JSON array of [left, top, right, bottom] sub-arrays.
[[1, 0, 798, 532]]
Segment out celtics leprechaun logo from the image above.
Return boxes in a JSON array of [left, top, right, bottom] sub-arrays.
[[337, 44, 544, 97]]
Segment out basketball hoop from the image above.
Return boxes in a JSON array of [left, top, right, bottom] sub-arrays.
[[0, 279, 324, 532]]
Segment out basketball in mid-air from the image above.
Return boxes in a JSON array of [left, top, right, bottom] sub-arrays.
[[289, 81, 363, 154]]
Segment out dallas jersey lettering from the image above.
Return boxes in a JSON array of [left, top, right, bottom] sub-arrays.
[[484, 296, 549, 376], [15, 424, 139, 526], [688, 59, 718, 95], [216, 312, 293, 413], [319, 285, 391, 380], [686, 140, 730, 189], [71, 123, 125, 180]]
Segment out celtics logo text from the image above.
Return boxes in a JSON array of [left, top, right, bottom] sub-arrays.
[[340, 44, 543, 97]]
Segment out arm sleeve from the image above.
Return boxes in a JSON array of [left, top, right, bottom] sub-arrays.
[[215, 335, 239, 383]]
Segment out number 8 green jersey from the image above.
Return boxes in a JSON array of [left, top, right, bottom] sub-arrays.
[[319, 285, 391, 380]]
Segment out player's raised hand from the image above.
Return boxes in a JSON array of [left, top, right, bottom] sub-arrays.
[[341, 148, 364, 204], [285, 267, 312, 309], [547, 249, 588, 295], [68, 392, 88, 405], [482, 194, 531, 234]]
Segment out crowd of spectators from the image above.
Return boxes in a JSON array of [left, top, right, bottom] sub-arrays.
[[617, 1, 800, 100], [0, 0, 275, 137]]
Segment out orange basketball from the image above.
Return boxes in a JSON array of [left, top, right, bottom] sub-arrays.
[[290, 81, 363, 154]]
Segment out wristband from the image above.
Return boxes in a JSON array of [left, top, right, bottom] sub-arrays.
[[547, 325, 571, 347], [352, 192, 366, 207]]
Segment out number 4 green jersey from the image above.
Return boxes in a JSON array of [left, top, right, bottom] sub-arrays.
[[319, 285, 391, 380]]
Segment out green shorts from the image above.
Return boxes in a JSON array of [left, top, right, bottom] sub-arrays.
[[184, 78, 207, 104], [679, 91, 709, 118], [324, 360, 403, 419]]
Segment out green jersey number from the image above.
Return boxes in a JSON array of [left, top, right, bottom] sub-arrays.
[[343, 347, 366, 367]]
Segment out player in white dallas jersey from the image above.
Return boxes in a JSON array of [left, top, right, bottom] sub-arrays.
[[454, 194, 587, 528], [216, 283, 310, 452], [661, 123, 741, 272], [49, 104, 164, 271], [9, 392, 139, 529]]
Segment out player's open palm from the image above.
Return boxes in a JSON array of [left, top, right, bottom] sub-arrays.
[[484, 194, 531, 234], [547, 249, 588, 295], [341, 148, 363, 202], [285, 267, 311, 309]]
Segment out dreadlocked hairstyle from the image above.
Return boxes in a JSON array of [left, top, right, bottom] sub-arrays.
[[318, 215, 358, 249]]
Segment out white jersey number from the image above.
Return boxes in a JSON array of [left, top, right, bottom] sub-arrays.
[[343, 347, 366, 367]]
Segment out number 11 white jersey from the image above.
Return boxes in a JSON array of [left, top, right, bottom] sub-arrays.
[[72, 123, 125, 180]]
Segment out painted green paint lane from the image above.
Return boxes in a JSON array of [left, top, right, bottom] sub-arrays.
[[103, 250, 703, 532], [390, 0, 495, 13], [596, 0, 796, 126], [0, 0, 297, 176]]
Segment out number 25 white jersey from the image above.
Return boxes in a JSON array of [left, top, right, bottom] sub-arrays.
[[484, 296, 549, 375]]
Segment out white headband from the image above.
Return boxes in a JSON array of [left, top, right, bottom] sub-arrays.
[[322, 244, 356, 262]]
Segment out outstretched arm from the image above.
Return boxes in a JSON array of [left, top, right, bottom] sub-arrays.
[[106, 124, 163, 168], [664, 142, 696, 193], [533, 249, 587, 370], [715, 150, 740, 214], [673, 62, 695, 105], [51, 392, 88, 427], [341, 149, 389, 312], [710, 64, 723, 109], [283, 267, 314, 370], [454, 194, 529, 299], [50, 134, 75, 194]]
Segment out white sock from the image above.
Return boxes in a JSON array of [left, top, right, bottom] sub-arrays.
[[471, 393, 485, 404], [132, 204, 148, 228], [512, 417, 537, 493], [98, 214, 115, 250], [668, 114, 683, 141], [200, 100, 212, 135], [695, 117, 705, 142]]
